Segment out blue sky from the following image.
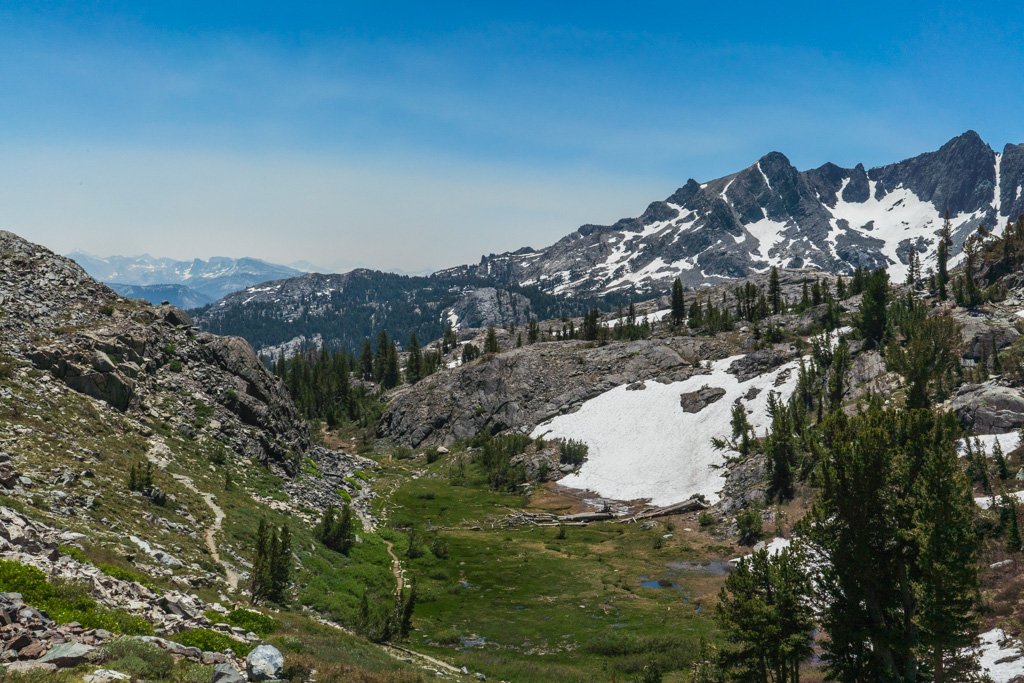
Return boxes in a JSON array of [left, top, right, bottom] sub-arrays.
[[1, 2, 1023, 272]]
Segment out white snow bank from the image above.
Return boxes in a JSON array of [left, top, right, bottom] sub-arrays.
[[730, 536, 791, 563], [958, 432, 1022, 458], [532, 355, 800, 506], [975, 491, 1024, 510], [976, 628, 1024, 682], [602, 308, 673, 328]]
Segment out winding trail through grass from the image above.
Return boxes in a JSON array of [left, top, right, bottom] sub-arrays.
[[384, 540, 404, 594], [170, 472, 240, 592]]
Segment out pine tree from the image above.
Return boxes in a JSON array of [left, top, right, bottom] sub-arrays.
[[716, 548, 814, 683], [994, 438, 1009, 480], [1001, 492, 1023, 553], [857, 269, 889, 348], [251, 518, 270, 602], [804, 407, 981, 682], [461, 343, 480, 364], [516, 333, 522, 348], [835, 275, 846, 300], [769, 266, 782, 314], [128, 464, 138, 492], [827, 337, 850, 412], [373, 331, 389, 382], [914, 413, 981, 682], [764, 395, 797, 501], [382, 342, 401, 389], [405, 334, 423, 384], [527, 317, 540, 344], [484, 326, 500, 354], [937, 211, 952, 300], [269, 523, 292, 603], [671, 278, 686, 325], [885, 312, 962, 409]]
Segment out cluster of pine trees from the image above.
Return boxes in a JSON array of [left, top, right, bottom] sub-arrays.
[[714, 257, 1024, 681], [250, 518, 292, 604], [313, 503, 357, 555]]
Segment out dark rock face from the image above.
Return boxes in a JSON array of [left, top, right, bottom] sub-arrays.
[[442, 132, 1018, 296], [950, 383, 1024, 433], [679, 387, 726, 413]]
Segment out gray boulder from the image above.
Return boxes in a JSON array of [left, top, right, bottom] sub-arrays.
[[246, 644, 284, 681], [38, 641, 96, 667], [211, 662, 247, 683], [679, 386, 726, 413], [950, 382, 1024, 433]]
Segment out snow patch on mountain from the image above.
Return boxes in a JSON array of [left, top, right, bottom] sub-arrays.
[[532, 355, 800, 507], [976, 628, 1024, 682]]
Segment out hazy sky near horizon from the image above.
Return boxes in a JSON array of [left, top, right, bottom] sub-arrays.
[[2, 2, 1023, 273]]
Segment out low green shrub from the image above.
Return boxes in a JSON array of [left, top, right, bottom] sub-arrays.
[[0, 560, 153, 635], [101, 637, 212, 683], [174, 628, 253, 658], [222, 608, 280, 637], [97, 564, 158, 591]]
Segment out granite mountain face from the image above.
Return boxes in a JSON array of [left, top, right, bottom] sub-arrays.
[[445, 131, 1023, 295]]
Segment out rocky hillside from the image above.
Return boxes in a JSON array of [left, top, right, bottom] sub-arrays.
[[379, 268, 833, 450], [0, 231, 414, 680], [442, 131, 1024, 293], [194, 269, 617, 359]]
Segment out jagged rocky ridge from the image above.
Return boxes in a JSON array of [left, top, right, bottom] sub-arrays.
[[442, 131, 1024, 294]]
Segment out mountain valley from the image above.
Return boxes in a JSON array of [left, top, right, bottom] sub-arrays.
[[5, 134, 1024, 682]]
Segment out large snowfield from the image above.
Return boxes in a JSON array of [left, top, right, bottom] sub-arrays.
[[532, 355, 800, 506]]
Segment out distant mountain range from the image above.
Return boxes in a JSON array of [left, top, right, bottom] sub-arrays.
[[65, 252, 307, 300], [195, 268, 620, 359], [104, 282, 214, 309], [441, 130, 1024, 294]]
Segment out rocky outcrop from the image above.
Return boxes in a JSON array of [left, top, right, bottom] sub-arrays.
[[950, 382, 1024, 433], [679, 387, 726, 413], [378, 337, 727, 447], [0, 230, 311, 472], [954, 312, 1020, 361], [728, 348, 793, 382], [446, 287, 533, 329]]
